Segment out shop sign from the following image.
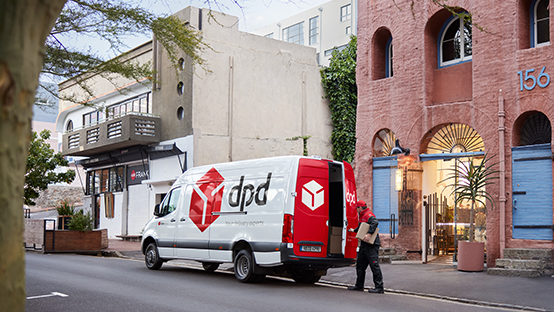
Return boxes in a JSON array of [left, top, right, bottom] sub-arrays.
[[127, 164, 149, 185]]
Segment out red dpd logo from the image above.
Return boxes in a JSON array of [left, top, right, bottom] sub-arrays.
[[190, 168, 225, 232]]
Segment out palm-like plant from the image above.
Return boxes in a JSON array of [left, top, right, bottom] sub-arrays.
[[440, 154, 499, 242]]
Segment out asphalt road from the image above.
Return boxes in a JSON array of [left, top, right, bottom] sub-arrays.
[[26, 253, 516, 312]]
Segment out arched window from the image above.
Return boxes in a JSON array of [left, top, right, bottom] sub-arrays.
[[439, 15, 472, 67], [386, 38, 393, 78], [66, 120, 73, 132], [532, 0, 550, 47], [520, 112, 551, 145], [373, 129, 396, 157], [425, 123, 484, 154]]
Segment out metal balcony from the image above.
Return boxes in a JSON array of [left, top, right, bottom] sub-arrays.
[[62, 113, 161, 156]]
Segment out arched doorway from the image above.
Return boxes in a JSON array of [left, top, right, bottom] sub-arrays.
[[372, 129, 399, 237], [511, 112, 553, 241], [420, 123, 485, 262]]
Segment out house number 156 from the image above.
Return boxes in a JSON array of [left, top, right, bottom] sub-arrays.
[[518, 66, 550, 91]]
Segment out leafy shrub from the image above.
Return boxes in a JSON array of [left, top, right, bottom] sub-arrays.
[[320, 36, 357, 163], [56, 200, 76, 216], [68, 210, 94, 232]]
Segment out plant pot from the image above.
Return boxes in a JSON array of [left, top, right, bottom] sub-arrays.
[[44, 229, 108, 252], [457, 241, 485, 272]]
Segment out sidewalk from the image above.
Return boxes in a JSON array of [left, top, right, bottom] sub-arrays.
[[105, 239, 554, 312]]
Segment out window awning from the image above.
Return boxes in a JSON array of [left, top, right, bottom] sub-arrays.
[[419, 151, 485, 162], [75, 143, 184, 169], [146, 143, 183, 160]]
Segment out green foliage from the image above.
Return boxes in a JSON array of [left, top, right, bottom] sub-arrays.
[[68, 210, 94, 232], [287, 135, 311, 156], [320, 36, 357, 163], [41, 0, 208, 105], [56, 200, 76, 216], [439, 154, 499, 242], [25, 130, 76, 206]]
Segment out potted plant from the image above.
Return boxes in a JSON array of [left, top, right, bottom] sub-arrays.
[[67, 210, 94, 232], [440, 153, 498, 271], [46, 210, 108, 252], [56, 200, 76, 230]]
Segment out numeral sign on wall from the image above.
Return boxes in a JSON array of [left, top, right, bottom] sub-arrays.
[[518, 67, 550, 91]]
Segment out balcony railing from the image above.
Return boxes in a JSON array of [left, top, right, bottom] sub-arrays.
[[62, 113, 161, 157]]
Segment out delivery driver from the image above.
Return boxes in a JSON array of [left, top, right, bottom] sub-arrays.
[[347, 200, 384, 293]]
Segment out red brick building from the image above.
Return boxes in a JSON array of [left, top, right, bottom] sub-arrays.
[[355, 0, 553, 267]]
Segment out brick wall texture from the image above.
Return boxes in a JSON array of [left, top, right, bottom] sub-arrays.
[[356, 0, 554, 266]]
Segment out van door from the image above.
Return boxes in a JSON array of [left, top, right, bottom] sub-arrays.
[[343, 161, 358, 259], [294, 159, 334, 258], [175, 171, 224, 260], [156, 187, 181, 258]]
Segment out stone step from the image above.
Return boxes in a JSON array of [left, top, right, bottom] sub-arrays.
[[503, 248, 552, 261], [379, 254, 407, 263], [379, 247, 396, 256], [487, 267, 545, 278], [495, 259, 553, 270]]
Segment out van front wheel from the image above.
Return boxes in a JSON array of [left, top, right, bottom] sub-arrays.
[[145, 242, 163, 270], [234, 250, 259, 283]]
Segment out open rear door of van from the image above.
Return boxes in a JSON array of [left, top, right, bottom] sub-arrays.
[[343, 161, 358, 259], [294, 158, 352, 259]]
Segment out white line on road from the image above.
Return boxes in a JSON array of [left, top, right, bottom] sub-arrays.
[[27, 292, 69, 300]]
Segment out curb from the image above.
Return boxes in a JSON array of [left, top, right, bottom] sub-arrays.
[[318, 280, 553, 312]]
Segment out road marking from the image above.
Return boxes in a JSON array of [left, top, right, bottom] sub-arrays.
[[27, 292, 69, 300]]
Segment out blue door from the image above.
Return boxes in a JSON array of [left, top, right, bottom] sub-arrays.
[[373, 157, 398, 235], [512, 144, 553, 240]]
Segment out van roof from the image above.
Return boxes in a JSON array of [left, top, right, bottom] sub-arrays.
[[176, 155, 329, 184]]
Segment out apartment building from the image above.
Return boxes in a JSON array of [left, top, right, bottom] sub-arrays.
[[251, 0, 357, 66]]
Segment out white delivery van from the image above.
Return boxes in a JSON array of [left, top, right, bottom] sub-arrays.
[[141, 156, 359, 283]]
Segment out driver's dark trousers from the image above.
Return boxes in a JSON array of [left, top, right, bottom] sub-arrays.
[[355, 243, 384, 290]]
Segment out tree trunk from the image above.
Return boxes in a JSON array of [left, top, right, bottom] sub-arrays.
[[0, 1, 66, 310]]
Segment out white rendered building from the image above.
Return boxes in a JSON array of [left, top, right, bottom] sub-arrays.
[[251, 0, 357, 66]]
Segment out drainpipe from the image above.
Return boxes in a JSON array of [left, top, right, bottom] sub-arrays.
[[228, 56, 234, 162], [498, 89, 506, 258], [318, 7, 323, 65]]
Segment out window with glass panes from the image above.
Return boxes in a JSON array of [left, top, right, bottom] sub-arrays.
[[533, 0, 550, 47], [439, 15, 472, 67], [283, 22, 304, 45], [309, 16, 319, 45], [341, 4, 351, 22], [86, 166, 124, 195], [83, 110, 105, 127], [106, 92, 153, 119]]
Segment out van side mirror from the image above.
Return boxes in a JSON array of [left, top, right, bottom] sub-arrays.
[[154, 204, 160, 217]]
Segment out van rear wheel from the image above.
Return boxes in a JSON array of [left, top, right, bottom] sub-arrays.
[[291, 269, 321, 284], [234, 250, 260, 283], [145, 242, 163, 270], [202, 262, 220, 272]]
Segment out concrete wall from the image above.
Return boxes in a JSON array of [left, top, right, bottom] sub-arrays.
[[155, 7, 333, 167]]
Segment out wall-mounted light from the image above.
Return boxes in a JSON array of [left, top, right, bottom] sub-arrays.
[[391, 139, 410, 156]]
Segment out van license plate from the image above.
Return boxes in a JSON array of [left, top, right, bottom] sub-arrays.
[[300, 246, 321, 253]]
